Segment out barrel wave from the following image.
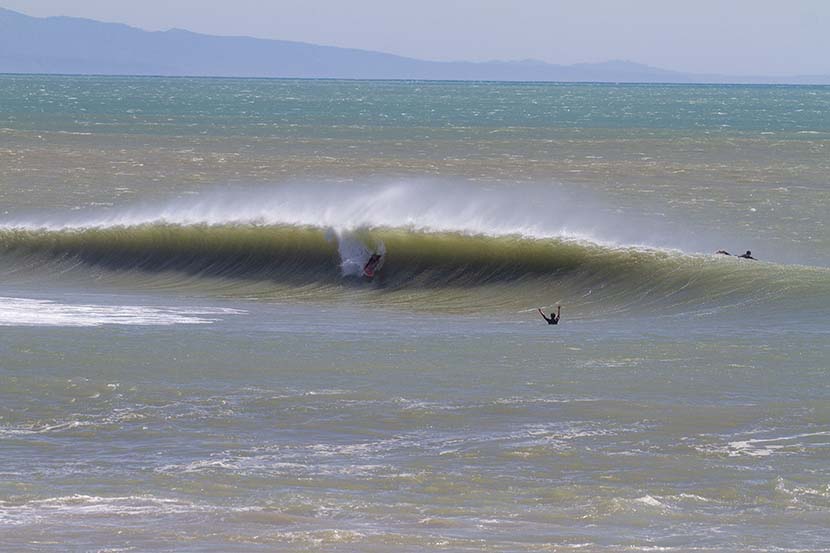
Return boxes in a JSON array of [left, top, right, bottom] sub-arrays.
[[1, 221, 827, 317]]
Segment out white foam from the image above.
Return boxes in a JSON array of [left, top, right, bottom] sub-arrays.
[[726, 440, 783, 457], [703, 430, 830, 457], [0, 494, 209, 526], [775, 476, 830, 501], [0, 296, 245, 327], [634, 495, 665, 508], [331, 231, 382, 276]]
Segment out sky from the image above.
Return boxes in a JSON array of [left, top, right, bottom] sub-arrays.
[[4, 0, 829, 76]]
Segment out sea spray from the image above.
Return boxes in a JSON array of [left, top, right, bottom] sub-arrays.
[[0, 180, 659, 249]]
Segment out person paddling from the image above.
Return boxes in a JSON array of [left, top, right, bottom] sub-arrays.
[[716, 250, 756, 260], [538, 305, 561, 325]]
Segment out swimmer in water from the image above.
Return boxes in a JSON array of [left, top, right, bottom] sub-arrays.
[[538, 305, 561, 325], [716, 250, 756, 260]]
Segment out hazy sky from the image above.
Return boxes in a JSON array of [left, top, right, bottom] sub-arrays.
[[4, 0, 829, 76]]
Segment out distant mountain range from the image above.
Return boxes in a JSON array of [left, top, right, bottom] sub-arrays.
[[2, 7, 829, 84]]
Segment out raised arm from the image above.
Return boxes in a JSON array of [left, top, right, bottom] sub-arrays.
[[538, 308, 551, 323]]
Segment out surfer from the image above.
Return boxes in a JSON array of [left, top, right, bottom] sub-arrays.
[[538, 305, 561, 325], [716, 250, 756, 260], [363, 252, 384, 278]]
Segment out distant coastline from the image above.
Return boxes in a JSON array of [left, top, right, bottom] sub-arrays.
[[3, 74, 830, 88], [1, 7, 829, 85]]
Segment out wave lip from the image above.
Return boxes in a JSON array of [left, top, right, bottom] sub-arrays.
[[0, 180, 637, 248]]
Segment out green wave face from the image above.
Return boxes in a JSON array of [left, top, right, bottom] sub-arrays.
[[1, 223, 828, 316]]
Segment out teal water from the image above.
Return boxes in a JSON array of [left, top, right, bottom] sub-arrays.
[[1, 76, 829, 551], [3, 76, 830, 134]]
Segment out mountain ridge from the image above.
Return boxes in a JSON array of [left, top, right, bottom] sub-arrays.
[[1, 7, 828, 84]]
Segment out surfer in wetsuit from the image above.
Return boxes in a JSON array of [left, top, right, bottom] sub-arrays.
[[716, 250, 756, 260], [538, 306, 561, 325], [363, 252, 384, 278]]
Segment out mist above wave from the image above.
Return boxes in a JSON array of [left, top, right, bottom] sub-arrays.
[[0, 180, 679, 251]]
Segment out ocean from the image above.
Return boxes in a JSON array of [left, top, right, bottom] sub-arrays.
[[1, 75, 829, 551]]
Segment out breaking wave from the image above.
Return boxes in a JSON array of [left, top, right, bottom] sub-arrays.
[[0, 182, 827, 315]]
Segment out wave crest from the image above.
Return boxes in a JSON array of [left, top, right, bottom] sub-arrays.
[[1, 222, 826, 315]]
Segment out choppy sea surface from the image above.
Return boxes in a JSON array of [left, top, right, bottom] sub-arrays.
[[1, 75, 829, 551]]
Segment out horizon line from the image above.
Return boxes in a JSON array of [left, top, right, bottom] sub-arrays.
[[1, 72, 829, 87]]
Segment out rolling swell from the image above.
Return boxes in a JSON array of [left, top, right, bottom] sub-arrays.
[[0, 223, 827, 315]]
